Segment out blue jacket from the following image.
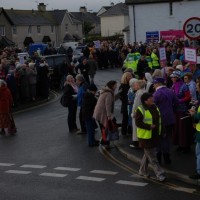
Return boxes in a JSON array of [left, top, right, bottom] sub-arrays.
[[77, 81, 88, 107]]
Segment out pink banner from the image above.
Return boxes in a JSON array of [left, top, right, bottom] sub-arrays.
[[160, 30, 184, 41]]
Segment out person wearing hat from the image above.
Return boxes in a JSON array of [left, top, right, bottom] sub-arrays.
[[153, 77, 179, 164], [82, 84, 99, 147], [170, 70, 194, 153], [135, 92, 166, 182]]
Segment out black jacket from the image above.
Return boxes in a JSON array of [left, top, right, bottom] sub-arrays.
[[82, 91, 97, 120]]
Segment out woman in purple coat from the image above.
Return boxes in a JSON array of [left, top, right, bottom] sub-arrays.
[[153, 77, 179, 164], [170, 70, 194, 153]]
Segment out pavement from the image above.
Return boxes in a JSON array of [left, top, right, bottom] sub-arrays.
[[13, 90, 200, 186], [100, 133, 200, 186]]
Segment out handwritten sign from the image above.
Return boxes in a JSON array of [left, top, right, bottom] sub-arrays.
[[159, 47, 166, 61], [184, 47, 197, 64]]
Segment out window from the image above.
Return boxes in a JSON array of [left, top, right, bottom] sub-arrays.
[[37, 25, 41, 34], [65, 24, 68, 32], [28, 25, 32, 34], [51, 25, 54, 33], [169, 1, 173, 16], [0, 26, 5, 36], [12, 26, 17, 34]]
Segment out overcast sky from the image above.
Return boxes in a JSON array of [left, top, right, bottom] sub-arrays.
[[1, 0, 123, 12]]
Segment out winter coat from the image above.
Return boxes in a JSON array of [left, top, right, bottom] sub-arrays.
[[77, 81, 89, 107], [27, 68, 37, 85], [119, 83, 130, 113], [93, 86, 114, 127], [82, 91, 97, 120], [0, 85, 13, 113], [87, 59, 97, 76], [153, 86, 179, 126]]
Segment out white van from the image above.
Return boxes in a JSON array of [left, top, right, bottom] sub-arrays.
[[62, 42, 78, 50]]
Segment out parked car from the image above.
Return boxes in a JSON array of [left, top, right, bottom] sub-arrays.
[[44, 54, 70, 90]]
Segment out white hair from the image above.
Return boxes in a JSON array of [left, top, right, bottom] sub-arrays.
[[0, 79, 6, 87]]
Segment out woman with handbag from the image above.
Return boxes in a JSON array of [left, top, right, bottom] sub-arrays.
[[93, 80, 117, 145], [0, 79, 16, 136], [63, 75, 79, 133]]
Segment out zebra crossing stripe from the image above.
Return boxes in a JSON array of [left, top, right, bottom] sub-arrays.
[[116, 180, 148, 187], [0, 163, 14, 167], [5, 170, 32, 175], [76, 176, 105, 182], [54, 167, 81, 171], [90, 170, 118, 175], [20, 164, 46, 169], [40, 172, 67, 178]]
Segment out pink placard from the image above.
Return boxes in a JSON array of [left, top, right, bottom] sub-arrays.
[[160, 30, 184, 41]]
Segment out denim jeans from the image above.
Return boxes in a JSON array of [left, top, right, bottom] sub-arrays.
[[196, 142, 200, 174], [85, 118, 95, 146]]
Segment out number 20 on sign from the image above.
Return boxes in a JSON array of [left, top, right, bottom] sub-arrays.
[[183, 17, 200, 40]]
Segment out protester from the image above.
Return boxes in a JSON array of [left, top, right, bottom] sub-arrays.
[[131, 80, 146, 148], [93, 80, 117, 145], [0, 79, 16, 136], [27, 63, 37, 101], [135, 92, 166, 182], [76, 74, 89, 134], [183, 72, 197, 101], [76, 57, 90, 85], [63, 75, 79, 133], [87, 54, 98, 84], [188, 81, 200, 179], [127, 78, 138, 135], [82, 84, 99, 147], [170, 70, 194, 153], [153, 77, 179, 164], [119, 72, 133, 135]]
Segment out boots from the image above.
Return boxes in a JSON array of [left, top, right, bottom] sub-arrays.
[[163, 153, 171, 164]]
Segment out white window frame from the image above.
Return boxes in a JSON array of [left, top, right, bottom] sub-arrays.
[[0, 26, 5, 36]]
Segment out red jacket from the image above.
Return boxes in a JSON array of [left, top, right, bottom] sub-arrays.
[[0, 85, 13, 113]]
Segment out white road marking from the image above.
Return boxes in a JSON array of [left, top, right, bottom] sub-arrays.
[[76, 176, 105, 182], [40, 172, 67, 178], [54, 167, 81, 171], [5, 170, 32, 175], [0, 163, 14, 167], [90, 170, 118, 175], [116, 180, 148, 187], [20, 164, 46, 169]]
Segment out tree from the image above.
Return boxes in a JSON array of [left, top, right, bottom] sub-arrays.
[[83, 21, 95, 36]]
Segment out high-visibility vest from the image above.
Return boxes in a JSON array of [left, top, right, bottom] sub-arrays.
[[196, 106, 200, 131], [136, 105, 161, 139], [151, 52, 159, 68], [145, 56, 152, 68]]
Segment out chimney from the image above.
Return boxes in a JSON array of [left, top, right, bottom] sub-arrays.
[[110, 2, 114, 6], [79, 6, 87, 13], [38, 3, 46, 12]]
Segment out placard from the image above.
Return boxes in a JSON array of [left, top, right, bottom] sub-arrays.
[[159, 47, 166, 61], [184, 47, 197, 64]]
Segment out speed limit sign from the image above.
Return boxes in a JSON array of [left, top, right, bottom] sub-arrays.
[[183, 17, 200, 39]]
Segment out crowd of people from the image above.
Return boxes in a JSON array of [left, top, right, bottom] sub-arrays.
[[1, 38, 200, 182]]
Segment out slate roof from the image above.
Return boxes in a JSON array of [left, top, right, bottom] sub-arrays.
[[125, 0, 182, 5], [100, 3, 128, 17], [5, 9, 56, 25], [52, 9, 66, 24], [70, 12, 100, 24]]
